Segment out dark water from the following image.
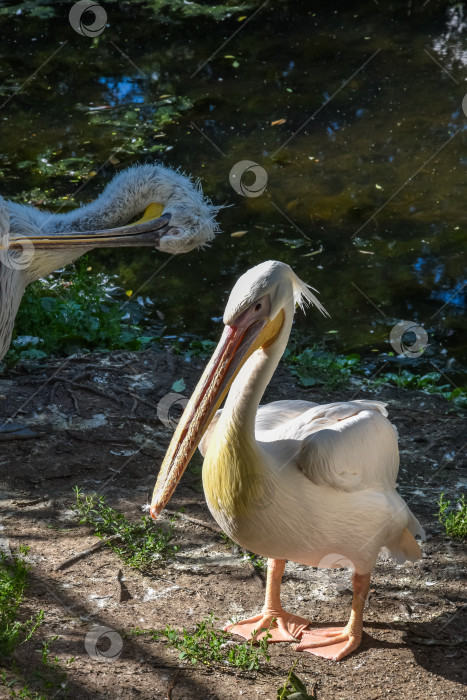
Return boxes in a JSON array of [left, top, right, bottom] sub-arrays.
[[0, 1, 466, 377]]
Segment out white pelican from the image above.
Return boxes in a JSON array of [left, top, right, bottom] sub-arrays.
[[0, 163, 217, 364], [150, 260, 425, 661]]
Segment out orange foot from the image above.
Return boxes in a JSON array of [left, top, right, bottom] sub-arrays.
[[224, 610, 311, 643], [295, 626, 361, 661]]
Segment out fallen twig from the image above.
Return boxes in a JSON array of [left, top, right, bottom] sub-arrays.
[[15, 497, 50, 508], [166, 670, 180, 700], [48, 376, 121, 404], [163, 508, 221, 535], [55, 534, 122, 571], [66, 385, 81, 413]]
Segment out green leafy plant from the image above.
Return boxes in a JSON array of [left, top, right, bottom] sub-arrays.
[[284, 344, 467, 407], [0, 670, 45, 699], [437, 493, 466, 540], [285, 346, 361, 390], [241, 550, 267, 572], [376, 370, 467, 408], [74, 487, 176, 569], [0, 547, 44, 659], [148, 613, 271, 670], [35, 637, 74, 696], [1, 637, 74, 699], [6, 258, 158, 365], [277, 663, 317, 699], [181, 338, 217, 360]]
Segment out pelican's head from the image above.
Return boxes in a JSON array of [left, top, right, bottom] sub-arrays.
[[4, 164, 219, 259], [105, 164, 220, 255], [223, 260, 327, 326], [150, 260, 328, 519]]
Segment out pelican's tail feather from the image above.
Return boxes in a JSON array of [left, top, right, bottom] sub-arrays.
[[388, 524, 425, 565]]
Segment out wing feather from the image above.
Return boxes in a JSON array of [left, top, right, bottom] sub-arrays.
[[199, 400, 319, 457], [254, 400, 319, 431], [296, 402, 399, 492]]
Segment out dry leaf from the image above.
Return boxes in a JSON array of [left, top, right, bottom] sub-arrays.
[[231, 230, 248, 238], [271, 118, 286, 126], [357, 250, 375, 255]]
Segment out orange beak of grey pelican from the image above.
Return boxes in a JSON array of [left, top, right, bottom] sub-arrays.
[[149, 308, 285, 519], [3, 206, 175, 251]]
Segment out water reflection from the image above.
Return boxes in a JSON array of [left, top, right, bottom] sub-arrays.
[[98, 76, 145, 105], [0, 0, 465, 369]]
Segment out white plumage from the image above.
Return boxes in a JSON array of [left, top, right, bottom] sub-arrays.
[[151, 260, 425, 661], [201, 398, 424, 574]]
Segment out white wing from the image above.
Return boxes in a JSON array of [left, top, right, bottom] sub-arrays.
[[258, 400, 400, 493], [254, 399, 319, 431], [198, 399, 319, 457]]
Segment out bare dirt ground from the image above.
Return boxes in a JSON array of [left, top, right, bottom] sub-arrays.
[[0, 348, 465, 700]]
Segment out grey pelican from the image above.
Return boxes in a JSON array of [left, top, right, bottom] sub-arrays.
[[150, 260, 425, 661], [0, 163, 217, 437]]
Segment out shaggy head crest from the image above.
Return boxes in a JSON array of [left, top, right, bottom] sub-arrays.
[[224, 260, 328, 325]]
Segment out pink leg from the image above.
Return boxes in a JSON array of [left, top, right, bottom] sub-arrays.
[[296, 572, 371, 661], [224, 559, 311, 643]]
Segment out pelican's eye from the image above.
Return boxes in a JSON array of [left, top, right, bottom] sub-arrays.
[[231, 294, 271, 328], [249, 294, 270, 318]]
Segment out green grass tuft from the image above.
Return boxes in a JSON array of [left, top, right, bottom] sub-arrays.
[[140, 613, 271, 670], [74, 487, 177, 569], [0, 546, 43, 659], [1, 636, 74, 699], [437, 493, 466, 540]]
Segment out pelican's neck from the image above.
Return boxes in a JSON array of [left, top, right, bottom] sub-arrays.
[[6, 165, 173, 237], [220, 298, 295, 443], [0, 268, 26, 362], [202, 298, 294, 522], [40, 166, 171, 234]]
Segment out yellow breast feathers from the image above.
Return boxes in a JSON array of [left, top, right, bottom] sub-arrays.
[[202, 425, 273, 519]]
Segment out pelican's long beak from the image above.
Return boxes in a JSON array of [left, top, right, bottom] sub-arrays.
[[3, 204, 175, 250], [150, 309, 285, 519]]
